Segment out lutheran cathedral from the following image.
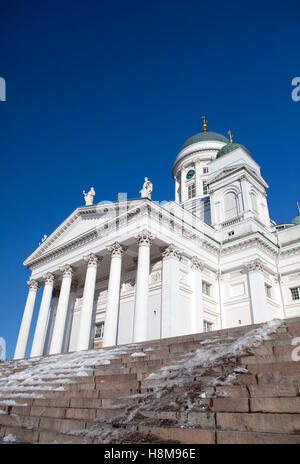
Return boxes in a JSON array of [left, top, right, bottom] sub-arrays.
[[14, 117, 300, 359]]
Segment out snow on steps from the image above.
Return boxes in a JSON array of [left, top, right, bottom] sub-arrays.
[[0, 317, 300, 444]]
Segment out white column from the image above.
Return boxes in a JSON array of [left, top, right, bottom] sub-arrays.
[[240, 175, 252, 218], [30, 273, 55, 357], [180, 169, 185, 203], [215, 271, 224, 329], [102, 242, 124, 347], [77, 254, 100, 351], [161, 244, 182, 338], [174, 177, 180, 203], [133, 232, 153, 343], [43, 288, 60, 355], [49, 265, 74, 355], [195, 160, 201, 197], [14, 280, 40, 360], [191, 257, 204, 334], [246, 259, 269, 323]]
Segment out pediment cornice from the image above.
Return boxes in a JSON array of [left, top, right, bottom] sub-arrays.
[[24, 200, 145, 267], [209, 164, 268, 190]]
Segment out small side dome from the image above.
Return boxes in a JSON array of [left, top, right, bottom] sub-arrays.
[[216, 142, 251, 159], [291, 215, 300, 225], [180, 131, 229, 151]]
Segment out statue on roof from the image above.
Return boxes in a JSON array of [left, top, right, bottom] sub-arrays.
[[140, 177, 153, 200], [83, 187, 95, 206]]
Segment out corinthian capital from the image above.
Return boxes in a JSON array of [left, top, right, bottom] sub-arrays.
[[245, 259, 265, 273], [43, 272, 55, 285], [161, 244, 182, 260], [27, 279, 40, 291], [135, 231, 154, 246], [60, 264, 74, 278], [191, 256, 204, 271], [107, 242, 126, 257], [84, 253, 102, 267]]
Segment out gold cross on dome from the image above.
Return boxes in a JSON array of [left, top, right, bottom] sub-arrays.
[[297, 201, 300, 215], [228, 130, 234, 144], [201, 116, 208, 132]]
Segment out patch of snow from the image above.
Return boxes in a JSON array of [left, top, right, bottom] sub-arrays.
[[144, 372, 163, 380], [2, 434, 18, 443], [0, 345, 133, 395], [131, 352, 146, 358], [0, 392, 44, 399], [0, 400, 28, 406]]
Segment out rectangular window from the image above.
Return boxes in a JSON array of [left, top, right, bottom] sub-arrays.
[[203, 181, 208, 195], [203, 167, 208, 174], [203, 320, 213, 332], [202, 281, 211, 296], [188, 183, 196, 199], [94, 322, 105, 340], [265, 284, 272, 299], [290, 287, 300, 301]]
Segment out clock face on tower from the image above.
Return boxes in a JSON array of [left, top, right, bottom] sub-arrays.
[[186, 169, 195, 180]]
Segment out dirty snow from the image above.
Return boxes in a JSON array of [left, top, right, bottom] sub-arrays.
[[0, 318, 284, 444], [2, 434, 18, 443], [131, 352, 146, 358], [0, 399, 28, 406], [90, 318, 283, 436], [0, 346, 131, 397]]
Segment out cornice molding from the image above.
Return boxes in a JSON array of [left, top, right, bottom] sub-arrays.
[[222, 234, 278, 257], [209, 165, 268, 191], [24, 201, 220, 270]]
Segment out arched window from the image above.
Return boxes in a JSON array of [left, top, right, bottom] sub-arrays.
[[224, 192, 239, 220]]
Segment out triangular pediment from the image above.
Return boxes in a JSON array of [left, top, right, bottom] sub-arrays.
[[208, 163, 267, 188], [24, 199, 144, 266], [209, 166, 240, 183]]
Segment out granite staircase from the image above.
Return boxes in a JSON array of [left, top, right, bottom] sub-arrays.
[[0, 317, 300, 444]]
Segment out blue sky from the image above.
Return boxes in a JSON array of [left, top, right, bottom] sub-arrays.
[[0, 0, 299, 359]]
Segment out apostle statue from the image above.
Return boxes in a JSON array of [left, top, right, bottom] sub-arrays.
[[83, 187, 95, 206], [139, 177, 153, 200]]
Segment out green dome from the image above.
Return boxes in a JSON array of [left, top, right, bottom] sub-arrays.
[[216, 142, 251, 159], [180, 131, 228, 151], [291, 215, 300, 225]]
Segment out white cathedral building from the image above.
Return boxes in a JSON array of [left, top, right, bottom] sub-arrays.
[[14, 118, 300, 359]]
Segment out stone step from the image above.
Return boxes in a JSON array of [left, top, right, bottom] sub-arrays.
[[246, 361, 300, 375], [250, 397, 300, 413], [216, 412, 300, 434], [216, 430, 300, 444], [38, 429, 94, 444], [240, 343, 297, 364], [248, 383, 299, 398], [0, 426, 40, 443], [0, 317, 299, 444], [94, 406, 127, 421], [137, 425, 216, 444], [139, 409, 216, 429]]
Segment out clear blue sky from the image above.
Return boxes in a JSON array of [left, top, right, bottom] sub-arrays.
[[0, 0, 299, 359]]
